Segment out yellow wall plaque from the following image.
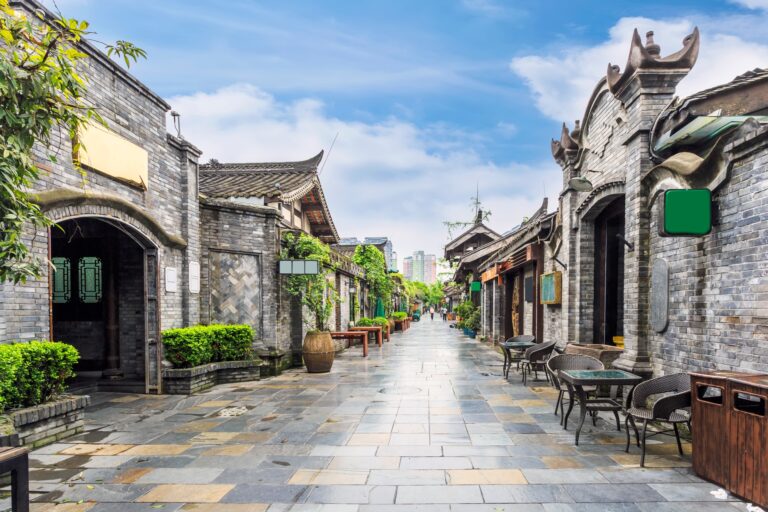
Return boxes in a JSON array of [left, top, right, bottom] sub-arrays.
[[78, 122, 149, 189]]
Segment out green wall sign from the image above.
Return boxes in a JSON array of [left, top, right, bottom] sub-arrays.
[[661, 189, 712, 236], [470, 281, 482, 292]]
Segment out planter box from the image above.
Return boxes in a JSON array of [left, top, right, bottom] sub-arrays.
[[5, 395, 90, 449], [163, 359, 261, 395]]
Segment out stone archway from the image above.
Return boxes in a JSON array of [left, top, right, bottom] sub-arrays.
[[42, 194, 172, 394], [573, 181, 626, 343]]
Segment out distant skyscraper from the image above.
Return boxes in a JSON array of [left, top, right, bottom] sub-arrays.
[[425, 254, 437, 284], [403, 256, 413, 280], [413, 251, 425, 282]]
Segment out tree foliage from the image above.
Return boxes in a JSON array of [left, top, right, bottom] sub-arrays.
[[352, 245, 393, 309], [0, 0, 145, 283], [281, 232, 338, 332]]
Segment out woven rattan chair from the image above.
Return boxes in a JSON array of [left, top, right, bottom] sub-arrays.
[[546, 354, 604, 425], [624, 372, 692, 467], [521, 341, 556, 385], [501, 335, 536, 378]]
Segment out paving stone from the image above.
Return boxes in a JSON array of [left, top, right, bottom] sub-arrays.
[[135, 467, 225, 484], [395, 485, 483, 504], [305, 485, 396, 504], [22, 322, 748, 509], [219, 484, 310, 504], [563, 483, 666, 503]]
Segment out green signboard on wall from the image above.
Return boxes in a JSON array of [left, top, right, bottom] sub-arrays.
[[661, 189, 712, 236], [470, 281, 482, 292]]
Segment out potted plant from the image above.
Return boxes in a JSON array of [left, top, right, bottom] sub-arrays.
[[466, 310, 481, 339], [281, 233, 339, 373]]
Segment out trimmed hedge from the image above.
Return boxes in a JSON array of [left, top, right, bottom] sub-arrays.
[[162, 324, 254, 369], [356, 317, 374, 326], [0, 341, 79, 413]]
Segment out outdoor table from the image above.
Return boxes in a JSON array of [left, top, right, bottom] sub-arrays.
[[350, 326, 383, 347], [558, 369, 642, 445], [501, 340, 536, 378], [0, 447, 29, 512], [331, 331, 368, 357]]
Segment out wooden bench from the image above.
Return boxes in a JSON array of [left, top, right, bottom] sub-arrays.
[[0, 447, 29, 512], [350, 326, 383, 347], [331, 331, 368, 357]]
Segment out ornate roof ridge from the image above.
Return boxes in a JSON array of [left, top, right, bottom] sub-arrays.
[[607, 28, 700, 97], [200, 150, 324, 172]]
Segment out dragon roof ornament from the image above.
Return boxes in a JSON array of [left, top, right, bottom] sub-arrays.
[[551, 121, 581, 163], [607, 28, 700, 97]]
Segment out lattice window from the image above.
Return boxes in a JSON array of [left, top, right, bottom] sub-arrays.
[[51, 257, 71, 304], [78, 256, 102, 303]]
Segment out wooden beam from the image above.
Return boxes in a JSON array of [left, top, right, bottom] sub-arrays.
[[302, 202, 324, 212]]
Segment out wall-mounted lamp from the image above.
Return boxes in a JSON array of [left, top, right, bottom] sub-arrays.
[[170, 110, 182, 139], [616, 233, 634, 252], [566, 170, 602, 193], [349, 287, 357, 294], [553, 256, 568, 270]]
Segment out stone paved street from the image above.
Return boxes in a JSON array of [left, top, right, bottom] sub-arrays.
[[5, 321, 748, 511]]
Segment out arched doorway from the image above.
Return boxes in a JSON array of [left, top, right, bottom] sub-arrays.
[[50, 217, 160, 392], [593, 197, 625, 344]]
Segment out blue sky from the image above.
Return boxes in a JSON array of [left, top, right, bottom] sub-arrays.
[[52, 0, 768, 269]]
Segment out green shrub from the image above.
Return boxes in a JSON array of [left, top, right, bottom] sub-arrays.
[[392, 312, 407, 321], [0, 341, 79, 412], [454, 300, 476, 321], [0, 345, 22, 412], [356, 317, 374, 326], [466, 310, 481, 331], [372, 317, 389, 329], [209, 325, 253, 362], [162, 324, 254, 369]]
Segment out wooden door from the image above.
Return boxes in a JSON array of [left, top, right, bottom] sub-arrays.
[[144, 248, 161, 394], [594, 197, 625, 344]]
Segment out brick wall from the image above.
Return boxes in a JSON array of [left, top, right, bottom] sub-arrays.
[[648, 129, 768, 374]]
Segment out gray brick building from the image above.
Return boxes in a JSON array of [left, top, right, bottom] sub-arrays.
[[464, 27, 768, 377], [0, 0, 368, 392]]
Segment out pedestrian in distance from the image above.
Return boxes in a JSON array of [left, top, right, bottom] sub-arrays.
[[430, 306, 435, 320], [441, 306, 447, 321]]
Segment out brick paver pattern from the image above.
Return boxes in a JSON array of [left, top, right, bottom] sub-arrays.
[[6, 321, 747, 511]]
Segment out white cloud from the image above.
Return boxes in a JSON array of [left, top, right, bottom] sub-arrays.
[[169, 84, 560, 261], [729, 0, 768, 9], [511, 16, 768, 122], [461, 0, 505, 15]]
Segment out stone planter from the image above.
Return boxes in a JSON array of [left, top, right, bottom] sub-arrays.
[[163, 359, 262, 395], [303, 331, 335, 373], [5, 395, 90, 449], [565, 343, 624, 368]]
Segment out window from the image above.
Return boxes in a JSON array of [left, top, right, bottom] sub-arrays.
[[78, 256, 103, 303], [51, 257, 71, 303]]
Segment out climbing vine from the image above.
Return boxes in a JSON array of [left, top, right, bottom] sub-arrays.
[[281, 232, 338, 332]]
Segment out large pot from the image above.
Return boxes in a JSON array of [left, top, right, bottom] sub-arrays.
[[303, 331, 335, 373]]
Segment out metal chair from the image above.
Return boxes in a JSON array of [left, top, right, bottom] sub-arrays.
[[521, 341, 556, 385], [624, 372, 692, 467], [501, 335, 536, 378], [546, 354, 603, 426]]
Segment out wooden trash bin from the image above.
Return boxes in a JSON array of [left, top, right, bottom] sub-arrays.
[[727, 374, 768, 508], [689, 370, 753, 488]]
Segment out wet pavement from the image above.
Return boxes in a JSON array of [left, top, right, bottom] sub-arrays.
[[3, 320, 749, 511]]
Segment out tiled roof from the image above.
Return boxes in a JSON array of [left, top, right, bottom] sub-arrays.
[[199, 151, 339, 243], [679, 68, 768, 108], [199, 151, 324, 201]]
